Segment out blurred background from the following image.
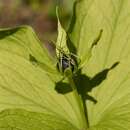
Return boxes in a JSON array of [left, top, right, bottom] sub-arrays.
[[0, 0, 75, 43]]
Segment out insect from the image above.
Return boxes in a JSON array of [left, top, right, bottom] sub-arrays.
[[56, 45, 78, 73], [57, 51, 76, 73]]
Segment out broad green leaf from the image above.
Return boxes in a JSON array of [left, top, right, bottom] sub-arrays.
[[0, 26, 54, 70], [68, 0, 104, 67], [0, 27, 86, 130], [69, 0, 130, 74], [69, 0, 130, 129], [87, 59, 130, 130], [0, 109, 78, 130]]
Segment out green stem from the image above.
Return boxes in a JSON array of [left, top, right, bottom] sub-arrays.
[[68, 75, 88, 129]]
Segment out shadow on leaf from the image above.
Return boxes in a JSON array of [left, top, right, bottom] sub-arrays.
[[55, 61, 119, 124], [0, 28, 19, 39], [55, 61, 119, 104]]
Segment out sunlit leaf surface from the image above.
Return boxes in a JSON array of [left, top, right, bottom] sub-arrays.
[[0, 0, 130, 129], [0, 26, 84, 130], [69, 0, 130, 129]]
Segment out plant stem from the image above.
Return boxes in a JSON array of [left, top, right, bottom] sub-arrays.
[[68, 75, 88, 129]]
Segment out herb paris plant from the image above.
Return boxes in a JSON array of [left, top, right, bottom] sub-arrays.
[[0, 0, 130, 130]]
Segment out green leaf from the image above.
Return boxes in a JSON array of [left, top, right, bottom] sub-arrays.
[[69, 0, 130, 129], [0, 109, 78, 130], [68, 0, 104, 67], [0, 26, 86, 130], [0, 26, 54, 71], [69, 0, 130, 73], [87, 59, 130, 130]]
